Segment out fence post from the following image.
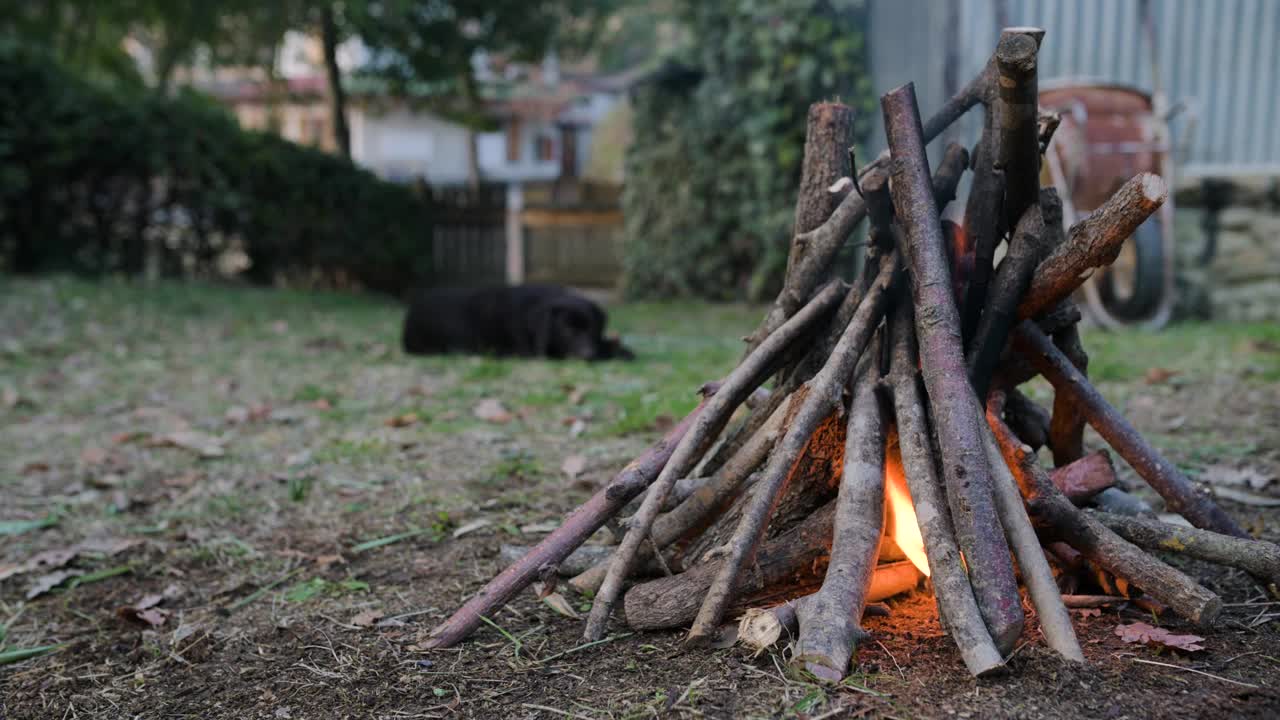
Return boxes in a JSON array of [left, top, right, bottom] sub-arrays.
[[505, 182, 525, 285]]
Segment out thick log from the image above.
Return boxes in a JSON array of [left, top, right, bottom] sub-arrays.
[[686, 256, 899, 643], [1003, 388, 1051, 450], [792, 357, 886, 681], [888, 300, 1004, 676], [1012, 321, 1247, 538], [424, 385, 720, 648], [987, 404, 1222, 625], [958, 130, 1005, 344], [967, 197, 1048, 398], [623, 501, 835, 631], [737, 565, 924, 651], [583, 282, 847, 640], [1051, 450, 1117, 505], [1096, 513, 1280, 590], [745, 103, 856, 356], [882, 82, 1024, 654], [1017, 174, 1167, 320], [1048, 323, 1089, 465], [992, 32, 1041, 235], [978, 401, 1083, 662]]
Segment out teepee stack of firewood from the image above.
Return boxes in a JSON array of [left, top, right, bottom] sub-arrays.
[[424, 28, 1280, 679]]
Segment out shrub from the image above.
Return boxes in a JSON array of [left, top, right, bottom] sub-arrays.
[[621, 0, 873, 301], [0, 41, 433, 296]]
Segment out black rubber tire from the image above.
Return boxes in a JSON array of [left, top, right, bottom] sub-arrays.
[[1097, 216, 1164, 321]]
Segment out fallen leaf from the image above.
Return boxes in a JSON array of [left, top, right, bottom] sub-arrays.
[[540, 592, 580, 619], [1076, 608, 1102, 617], [224, 406, 250, 424], [21, 461, 51, 475], [80, 446, 109, 466], [473, 398, 513, 424], [26, 570, 81, 600], [163, 472, 201, 489], [1144, 367, 1179, 385], [117, 605, 169, 627], [561, 454, 587, 479], [309, 398, 332, 410], [566, 386, 587, 405], [350, 610, 384, 627], [569, 419, 587, 438], [1115, 622, 1204, 652], [134, 593, 164, 610], [384, 413, 420, 428], [314, 554, 345, 568], [1213, 487, 1280, 507], [1205, 464, 1273, 491], [520, 521, 559, 534], [154, 431, 225, 458], [452, 519, 491, 539], [89, 473, 124, 489]]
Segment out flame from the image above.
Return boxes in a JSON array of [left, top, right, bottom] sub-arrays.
[[884, 436, 931, 577]]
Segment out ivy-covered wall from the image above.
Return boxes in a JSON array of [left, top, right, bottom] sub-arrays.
[[621, 0, 873, 301]]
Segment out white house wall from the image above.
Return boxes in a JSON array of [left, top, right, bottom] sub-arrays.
[[351, 106, 474, 184]]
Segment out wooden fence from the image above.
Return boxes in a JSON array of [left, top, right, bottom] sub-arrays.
[[428, 180, 623, 288]]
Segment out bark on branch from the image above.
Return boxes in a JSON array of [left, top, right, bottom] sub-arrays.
[[583, 282, 847, 640], [987, 404, 1222, 625], [882, 82, 1023, 653], [1017, 174, 1167, 320], [888, 300, 1004, 676], [686, 255, 900, 643], [1096, 513, 1280, 590], [1012, 321, 1246, 538], [792, 356, 886, 681]]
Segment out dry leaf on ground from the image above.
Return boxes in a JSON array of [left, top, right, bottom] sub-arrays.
[[154, 431, 226, 458], [26, 570, 81, 600], [473, 398, 513, 424], [384, 413, 420, 428], [1115, 621, 1205, 652], [350, 610, 384, 628], [561, 454, 587, 479], [452, 519, 491, 539]]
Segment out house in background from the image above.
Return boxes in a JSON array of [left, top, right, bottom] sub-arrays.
[[200, 34, 628, 187]]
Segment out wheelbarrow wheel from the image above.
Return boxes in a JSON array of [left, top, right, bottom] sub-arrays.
[[1095, 216, 1164, 321]]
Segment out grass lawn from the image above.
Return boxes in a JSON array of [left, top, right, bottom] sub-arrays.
[[2, 276, 1278, 718]]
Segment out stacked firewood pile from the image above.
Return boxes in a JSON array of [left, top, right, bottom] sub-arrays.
[[426, 28, 1280, 679]]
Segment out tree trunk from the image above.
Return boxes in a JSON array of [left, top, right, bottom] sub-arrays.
[[320, 4, 351, 159]]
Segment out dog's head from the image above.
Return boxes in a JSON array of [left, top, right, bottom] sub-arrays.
[[536, 295, 607, 361]]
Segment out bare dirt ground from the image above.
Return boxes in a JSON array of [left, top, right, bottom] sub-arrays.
[[2, 277, 1279, 719]]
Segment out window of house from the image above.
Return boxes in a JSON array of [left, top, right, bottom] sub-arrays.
[[506, 117, 522, 163], [535, 133, 555, 162]]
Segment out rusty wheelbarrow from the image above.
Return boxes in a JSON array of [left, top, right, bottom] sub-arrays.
[[1039, 80, 1181, 329]]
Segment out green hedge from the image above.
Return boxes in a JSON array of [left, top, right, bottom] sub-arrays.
[[0, 41, 433, 295], [621, 0, 873, 301]]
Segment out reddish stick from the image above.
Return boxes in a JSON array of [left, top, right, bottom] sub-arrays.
[[1012, 321, 1246, 538], [424, 387, 718, 649], [882, 82, 1024, 653]]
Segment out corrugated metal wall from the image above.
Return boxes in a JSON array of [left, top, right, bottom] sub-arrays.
[[867, 0, 1280, 177]]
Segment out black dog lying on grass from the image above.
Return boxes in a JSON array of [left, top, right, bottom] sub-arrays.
[[402, 284, 634, 361]]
